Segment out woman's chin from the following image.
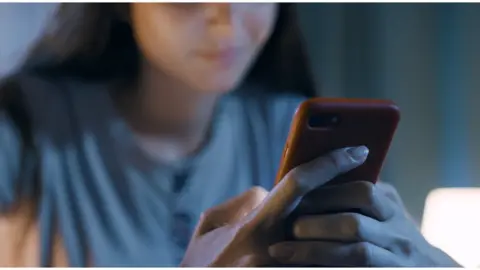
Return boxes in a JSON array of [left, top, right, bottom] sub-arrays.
[[192, 76, 243, 95]]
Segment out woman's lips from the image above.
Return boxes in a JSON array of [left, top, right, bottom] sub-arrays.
[[197, 48, 241, 67]]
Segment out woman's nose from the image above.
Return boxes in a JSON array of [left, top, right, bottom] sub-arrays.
[[204, 3, 234, 26], [204, 3, 236, 41]]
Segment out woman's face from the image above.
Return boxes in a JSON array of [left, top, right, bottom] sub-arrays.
[[130, 3, 278, 93]]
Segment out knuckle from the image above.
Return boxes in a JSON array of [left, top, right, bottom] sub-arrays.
[[357, 181, 377, 206], [292, 222, 303, 238], [378, 182, 397, 194], [292, 217, 310, 238], [200, 208, 218, 224], [354, 242, 374, 267], [285, 166, 302, 182], [356, 181, 390, 220], [238, 187, 269, 216], [330, 148, 358, 172], [199, 210, 210, 223], [379, 182, 402, 202], [199, 210, 211, 224], [342, 213, 365, 240], [326, 152, 343, 172], [358, 180, 376, 192], [283, 166, 307, 192], [246, 186, 268, 200], [291, 243, 313, 263], [395, 236, 414, 256], [198, 209, 219, 233], [238, 254, 269, 267]]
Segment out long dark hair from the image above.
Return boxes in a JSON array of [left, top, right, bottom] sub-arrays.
[[0, 3, 317, 214], [13, 3, 317, 97]]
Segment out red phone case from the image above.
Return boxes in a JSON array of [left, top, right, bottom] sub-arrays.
[[275, 98, 400, 186]]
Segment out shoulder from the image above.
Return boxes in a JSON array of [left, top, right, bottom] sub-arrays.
[[0, 73, 48, 210], [0, 72, 94, 210], [3, 73, 113, 146], [0, 73, 74, 133]]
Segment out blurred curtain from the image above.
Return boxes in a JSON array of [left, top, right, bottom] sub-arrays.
[[297, 3, 480, 221], [0, 3, 56, 75], [1, 3, 480, 222]]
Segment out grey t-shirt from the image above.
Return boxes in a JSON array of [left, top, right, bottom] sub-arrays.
[[0, 76, 303, 266]]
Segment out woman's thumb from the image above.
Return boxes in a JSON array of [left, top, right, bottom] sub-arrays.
[[193, 186, 269, 236]]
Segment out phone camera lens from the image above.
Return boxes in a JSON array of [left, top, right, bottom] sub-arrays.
[[308, 114, 341, 128]]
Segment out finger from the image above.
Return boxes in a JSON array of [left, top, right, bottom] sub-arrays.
[[244, 146, 369, 228], [376, 182, 418, 224], [236, 254, 275, 267], [292, 212, 411, 253], [226, 187, 269, 223], [295, 181, 395, 221], [376, 182, 405, 207], [269, 241, 409, 267], [194, 186, 268, 236]]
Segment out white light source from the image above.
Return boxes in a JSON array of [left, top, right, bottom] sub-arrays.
[[421, 188, 480, 268]]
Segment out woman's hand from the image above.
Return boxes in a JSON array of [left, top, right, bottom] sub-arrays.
[[180, 146, 369, 267], [269, 178, 461, 266]]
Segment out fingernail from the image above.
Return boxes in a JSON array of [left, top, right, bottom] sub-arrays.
[[345, 146, 369, 162], [268, 245, 294, 261]]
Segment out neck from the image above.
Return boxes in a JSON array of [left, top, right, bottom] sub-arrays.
[[116, 62, 221, 162]]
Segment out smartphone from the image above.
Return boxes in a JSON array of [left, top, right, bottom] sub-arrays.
[[275, 98, 400, 186]]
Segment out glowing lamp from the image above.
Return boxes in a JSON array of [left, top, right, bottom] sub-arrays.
[[421, 188, 480, 268]]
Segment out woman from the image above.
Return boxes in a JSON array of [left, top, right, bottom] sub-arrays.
[[0, 3, 458, 267]]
